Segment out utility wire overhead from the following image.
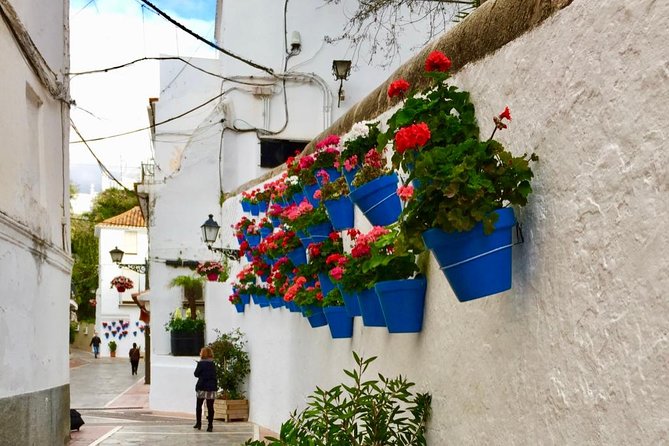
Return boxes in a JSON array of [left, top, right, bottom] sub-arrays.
[[138, 0, 277, 77]]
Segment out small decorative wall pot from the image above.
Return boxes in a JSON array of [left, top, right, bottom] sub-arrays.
[[269, 296, 285, 308], [207, 273, 219, 282], [286, 300, 301, 312], [302, 183, 321, 207], [241, 201, 251, 213], [234, 303, 245, 313], [357, 288, 386, 327], [258, 200, 269, 213], [422, 208, 516, 302], [270, 216, 281, 228], [251, 294, 270, 307], [302, 304, 327, 328], [260, 227, 273, 239], [250, 203, 260, 216], [286, 246, 307, 266], [349, 172, 401, 226], [307, 222, 334, 242], [244, 252, 254, 262], [295, 230, 312, 247], [240, 294, 251, 305], [316, 167, 342, 187], [116, 286, 126, 293], [246, 234, 261, 248], [291, 191, 306, 205], [338, 286, 361, 317], [323, 196, 355, 231], [317, 272, 336, 297], [343, 166, 360, 190], [375, 276, 427, 333], [323, 306, 354, 339]]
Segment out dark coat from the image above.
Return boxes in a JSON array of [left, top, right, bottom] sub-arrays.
[[194, 359, 217, 392]]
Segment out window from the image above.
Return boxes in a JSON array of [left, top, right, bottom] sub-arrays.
[[123, 231, 138, 255], [260, 139, 308, 168]]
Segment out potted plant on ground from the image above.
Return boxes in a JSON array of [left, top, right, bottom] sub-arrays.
[[210, 329, 250, 422], [167, 275, 206, 356], [385, 50, 537, 302], [108, 340, 117, 357], [110, 276, 134, 293]]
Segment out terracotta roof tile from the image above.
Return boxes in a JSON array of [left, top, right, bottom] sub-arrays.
[[99, 206, 146, 228]]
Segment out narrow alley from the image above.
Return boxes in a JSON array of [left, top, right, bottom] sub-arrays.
[[68, 349, 255, 445]]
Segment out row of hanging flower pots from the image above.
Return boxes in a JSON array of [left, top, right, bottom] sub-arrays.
[[231, 50, 537, 331]]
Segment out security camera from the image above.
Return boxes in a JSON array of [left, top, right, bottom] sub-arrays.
[[290, 31, 301, 54]]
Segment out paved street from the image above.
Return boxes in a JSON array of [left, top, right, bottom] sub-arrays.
[[68, 349, 257, 445]]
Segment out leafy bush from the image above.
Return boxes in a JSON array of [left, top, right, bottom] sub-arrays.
[[246, 353, 431, 446], [209, 329, 250, 400]]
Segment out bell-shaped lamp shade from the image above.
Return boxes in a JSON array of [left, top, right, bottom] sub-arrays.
[[332, 60, 352, 81], [109, 246, 124, 263], [201, 214, 221, 245]]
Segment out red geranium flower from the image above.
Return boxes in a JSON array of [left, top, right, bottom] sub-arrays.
[[394, 122, 431, 154], [499, 106, 512, 121], [388, 79, 410, 98], [425, 50, 452, 72]]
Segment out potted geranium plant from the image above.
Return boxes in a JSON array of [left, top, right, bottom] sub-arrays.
[[257, 217, 274, 239], [340, 121, 382, 188], [196, 260, 226, 282], [312, 134, 342, 187], [385, 50, 537, 302], [306, 232, 343, 297], [210, 329, 250, 422], [318, 172, 354, 231], [110, 276, 134, 293], [322, 288, 353, 339], [284, 276, 326, 328]]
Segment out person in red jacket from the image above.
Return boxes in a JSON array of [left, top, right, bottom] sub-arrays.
[[193, 347, 218, 432]]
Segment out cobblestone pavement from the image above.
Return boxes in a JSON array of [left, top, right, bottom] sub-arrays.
[[68, 349, 256, 445]]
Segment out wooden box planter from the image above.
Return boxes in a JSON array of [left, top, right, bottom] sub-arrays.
[[213, 399, 249, 422]]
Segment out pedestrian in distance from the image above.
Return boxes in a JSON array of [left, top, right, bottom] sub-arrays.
[[129, 343, 141, 375], [89, 332, 101, 359], [193, 347, 217, 432]]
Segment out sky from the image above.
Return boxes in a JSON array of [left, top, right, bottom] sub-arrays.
[[69, 0, 217, 202]]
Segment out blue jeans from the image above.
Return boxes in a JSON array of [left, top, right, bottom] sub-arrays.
[[93, 345, 99, 358]]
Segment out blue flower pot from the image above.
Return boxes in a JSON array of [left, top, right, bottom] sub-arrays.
[[303, 304, 327, 328], [307, 222, 333, 243], [269, 296, 285, 308], [244, 252, 254, 262], [357, 288, 386, 327], [286, 246, 308, 266], [317, 272, 336, 296], [260, 227, 273, 239], [375, 276, 427, 333], [324, 196, 354, 231], [323, 306, 353, 339], [240, 294, 251, 305], [241, 201, 251, 213], [303, 183, 321, 207], [343, 165, 360, 190], [291, 191, 306, 205], [258, 200, 269, 213], [234, 303, 245, 313], [338, 286, 361, 317], [250, 203, 260, 216], [296, 230, 312, 247], [422, 208, 516, 302], [251, 294, 270, 307], [349, 172, 401, 226], [247, 234, 261, 248], [316, 167, 342, 187], [270, 216, 281, 228], [286, 300, 301, 312]]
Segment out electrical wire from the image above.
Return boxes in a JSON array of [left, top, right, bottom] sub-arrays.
[[69, 89, 227, 143], [138, 0, 277, 77], [70, 119, 133, 192]]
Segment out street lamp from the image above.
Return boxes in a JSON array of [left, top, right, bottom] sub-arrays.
[[201, 214, 239, 260], [109, 247, 147, 274], [332, 59, 352, 107]]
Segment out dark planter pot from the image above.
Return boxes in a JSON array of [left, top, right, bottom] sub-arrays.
[[422, 208, 516, 302], [170, 329, 204, 356], [375, 276, 427, 333], [357, 288, 386, 327], [307, 222, 333, 243], [323, 306, 353, 339], [302, 183, 321, 207], [349, 172, 401, 226], [338, 285, 361, 317], [324, 196, 354, 231], [315, 167, 342, 187]]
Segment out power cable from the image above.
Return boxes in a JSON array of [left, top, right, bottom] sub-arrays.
[[138, 0, 277, 77]]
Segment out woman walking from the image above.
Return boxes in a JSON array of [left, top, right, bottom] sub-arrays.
[[193, 347, 217, 432]]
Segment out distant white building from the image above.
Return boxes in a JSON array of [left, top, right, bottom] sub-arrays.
[[95, 206, 148, 357], [138, 0, 439, 414], [0, 0, 71, 443]]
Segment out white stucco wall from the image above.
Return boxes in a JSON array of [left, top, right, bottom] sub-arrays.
[[0, 0, 71, 400], [151, 0, 668, 442], [95, 225, 148, 357]]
